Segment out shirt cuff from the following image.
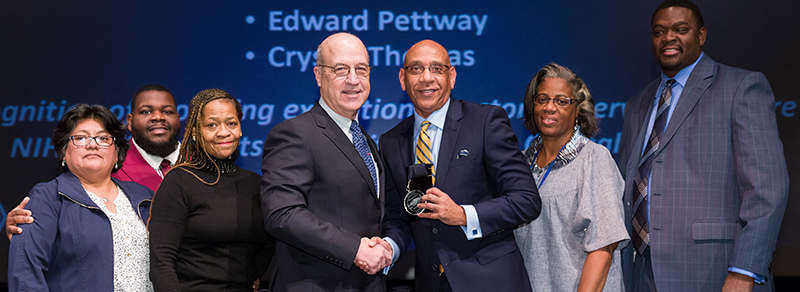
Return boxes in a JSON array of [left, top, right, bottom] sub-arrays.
[[727, 267, 765, 284], [460, 205, 482, 240], [381, 237, 401, 275]]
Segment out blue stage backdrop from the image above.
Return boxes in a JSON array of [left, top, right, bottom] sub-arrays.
[[2, 0, 798, 281]]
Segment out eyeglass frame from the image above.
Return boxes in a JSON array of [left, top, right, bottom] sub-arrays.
[[69, 135, 116, 147], [403, 64, 452, 75], [533, 95, 578, 108], [317, 64, 371, 78]]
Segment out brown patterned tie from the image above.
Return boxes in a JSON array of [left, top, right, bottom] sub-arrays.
[[632, 79, 675, 255]]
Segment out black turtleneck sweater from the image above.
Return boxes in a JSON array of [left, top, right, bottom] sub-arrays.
[[149, 155, 274, 291]]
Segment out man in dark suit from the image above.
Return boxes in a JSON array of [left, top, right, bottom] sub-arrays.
[[5, 84, 181, 237], [617, 1, 789, 291], [260, 33, 391, 292], [376, 40, 541, 292]]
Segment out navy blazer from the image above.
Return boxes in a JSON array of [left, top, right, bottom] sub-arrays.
[[8, 171, 153, 292], [380, 98, 541, 292], [618, 55, 789, 291], [261, 103, 386, 292]]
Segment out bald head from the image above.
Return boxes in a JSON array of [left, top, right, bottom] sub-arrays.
[[400, 39, 456, 118], [314, 33, 371, 120], [317, 33, 368, 66], [404, 40, 450, 67]]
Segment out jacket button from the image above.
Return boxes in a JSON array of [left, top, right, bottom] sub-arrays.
[[432, 228, 438, 234]]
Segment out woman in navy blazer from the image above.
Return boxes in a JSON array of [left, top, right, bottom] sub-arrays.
[[8, 104, 154, 292]]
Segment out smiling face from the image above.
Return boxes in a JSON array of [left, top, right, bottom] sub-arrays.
[[127, 90, 181, 157], [400, 40, 456, 118], [533, 78, 579, 143], [63, 118, 118, 179], [314, 33, 371, 120], [200, 99, 241, 159], [651, 7, 706, 77]]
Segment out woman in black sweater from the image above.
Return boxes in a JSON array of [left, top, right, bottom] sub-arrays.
[[149, 88, 274, 291]]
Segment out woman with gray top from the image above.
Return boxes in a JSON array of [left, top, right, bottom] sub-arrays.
[[514, 63, 630, 292]]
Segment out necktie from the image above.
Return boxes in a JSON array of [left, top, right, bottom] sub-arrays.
[[632, 79, 675, 254], [159, 159, 171, 177], [350, 120, 378, 195], [416, 121, 435, 185]]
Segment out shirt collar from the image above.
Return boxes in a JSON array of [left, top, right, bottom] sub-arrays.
[[661, 52, 704, 87], [319, 97, 356, 136], [414, 98, 451, 131], [131, 138, 180, 169]]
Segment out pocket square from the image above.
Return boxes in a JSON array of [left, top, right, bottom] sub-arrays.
[[457, 149, 470, 159]]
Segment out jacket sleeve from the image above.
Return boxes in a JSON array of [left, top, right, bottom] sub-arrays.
[[728, 71, 789, 275], [260, 120, 362, 270], [379, 144, 413, 257], [8, 183, 59, 291], [472, 106, 542, 235]]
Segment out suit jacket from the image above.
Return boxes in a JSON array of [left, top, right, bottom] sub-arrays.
[[380, 98, 540, 292], [261, 102, 386, 292], [618, 55, 789, 292], [112, 139, 163, 192]]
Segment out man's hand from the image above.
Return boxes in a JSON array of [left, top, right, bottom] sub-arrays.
[[416, 188, 467, 226], [721, 272, 755, 292], [353, 237, 392, 275], [366, 236, 393, 255], [6, 197, 33, 240]]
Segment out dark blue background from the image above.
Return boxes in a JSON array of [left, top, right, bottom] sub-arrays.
[[2, 0, 798, 281]]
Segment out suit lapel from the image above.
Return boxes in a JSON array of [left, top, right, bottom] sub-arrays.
[[311, 104, 378, 199], [658, 56, 715, 155], [436, 98, 463, 187], [398, 117, 415, 167], [366, 133, 384, 208], [630, 80, 661, 170]]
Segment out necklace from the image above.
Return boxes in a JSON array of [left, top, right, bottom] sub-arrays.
[[530, 142, 568, 189], [98, 184, 118, 203]]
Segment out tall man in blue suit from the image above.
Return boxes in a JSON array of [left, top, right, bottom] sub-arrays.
[[618, 1, 789, 291], [375, 40, 541, 292]]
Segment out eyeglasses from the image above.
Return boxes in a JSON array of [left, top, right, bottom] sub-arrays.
[[317, 64, 371, 78], [404, 64, 451, 75], [69, 135, 115, 147], [534, 95, 577, 107]]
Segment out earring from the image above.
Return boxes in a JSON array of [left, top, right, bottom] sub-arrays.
[[114, 162, 118, 170], [574, 118, 580, 132], [61, 160, 66, 167], [192, 135, 196, 141]]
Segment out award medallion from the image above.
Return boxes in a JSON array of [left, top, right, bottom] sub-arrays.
[[404, 189, 426, 215]]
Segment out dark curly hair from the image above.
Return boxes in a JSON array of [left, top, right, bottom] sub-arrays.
[[53, 104, 129, 173]]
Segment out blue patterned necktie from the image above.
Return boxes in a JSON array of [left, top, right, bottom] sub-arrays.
[[632, 79, 675, 255], [350, 120, 378, 195]]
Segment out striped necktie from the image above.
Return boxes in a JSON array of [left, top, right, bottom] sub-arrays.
[[416, 121, 435, 184], [632, 79, 675, 255]]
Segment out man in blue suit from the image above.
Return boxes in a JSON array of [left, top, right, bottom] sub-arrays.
[[376, 40, 541, 292], [618, 1, 789, 291]]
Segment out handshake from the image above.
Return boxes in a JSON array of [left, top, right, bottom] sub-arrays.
[[354, 237, 393, 275]]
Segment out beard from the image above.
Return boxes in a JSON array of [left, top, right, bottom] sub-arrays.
[[131, 128, 180, 158]]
